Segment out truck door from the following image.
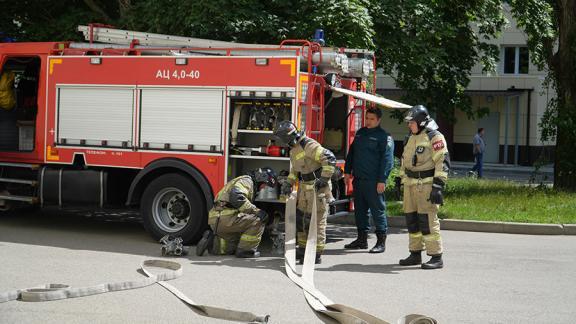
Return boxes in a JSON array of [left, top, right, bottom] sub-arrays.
[[0, 56, 41, 156]]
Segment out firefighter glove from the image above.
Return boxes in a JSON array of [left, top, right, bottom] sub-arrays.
[[281, 182, 293, 195], [394, 176, 402, 189], [429, 177, 445, 205], [315, 177, 330, 191], [256, 209, 269, 223], [394, 176, 402, 200]]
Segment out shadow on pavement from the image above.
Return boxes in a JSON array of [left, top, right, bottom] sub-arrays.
[[0, 207, 408, 273], [0, 208, 159, 256]]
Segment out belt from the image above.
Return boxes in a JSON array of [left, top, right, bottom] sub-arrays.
[[405, 169, 435, 179], [299, 168, 322, 181]]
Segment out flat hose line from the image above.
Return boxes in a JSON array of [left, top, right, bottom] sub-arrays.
[[284, 190, 437, 324], [0, 192, 436, 324], [0, 259, 269, 323]]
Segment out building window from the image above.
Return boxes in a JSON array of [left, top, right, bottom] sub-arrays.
[[502, 46, 529, 74]]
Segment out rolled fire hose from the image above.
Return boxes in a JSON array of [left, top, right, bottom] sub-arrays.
[[284, 189, 437, 324], [0, 259, 270, 323]]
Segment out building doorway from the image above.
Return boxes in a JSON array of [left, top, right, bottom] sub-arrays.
[[477, 112, 499, 163]]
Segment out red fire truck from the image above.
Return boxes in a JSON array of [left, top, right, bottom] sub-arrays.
[[0, 26, 408, 243]]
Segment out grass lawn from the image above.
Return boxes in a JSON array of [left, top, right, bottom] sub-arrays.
[[385, 178, 576, 224]]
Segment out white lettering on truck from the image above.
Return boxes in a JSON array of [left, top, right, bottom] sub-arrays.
[[155, 69, 200, 80]]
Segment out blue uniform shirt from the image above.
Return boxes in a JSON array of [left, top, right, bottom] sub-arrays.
[[344, 126, 394, 182]]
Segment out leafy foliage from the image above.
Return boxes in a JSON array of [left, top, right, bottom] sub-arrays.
[[3, 1, 574, 189], [508, 0, 576, 190], [371, 0, 506, 121]]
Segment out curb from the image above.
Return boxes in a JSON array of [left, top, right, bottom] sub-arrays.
[[328, 213, 576, 235]]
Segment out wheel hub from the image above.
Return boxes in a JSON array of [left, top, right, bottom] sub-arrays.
[[152, 188, 191, 232]]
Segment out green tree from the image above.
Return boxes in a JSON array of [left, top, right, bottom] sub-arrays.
[[0, 1, 123, 41], [123, 0, 374, 48], [370, 0, 505, 121], [508, 0, 576, 191]]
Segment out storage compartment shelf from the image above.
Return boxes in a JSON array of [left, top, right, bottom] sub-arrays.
[[237, 129, 273, 134], [229, 154, 289, 161]]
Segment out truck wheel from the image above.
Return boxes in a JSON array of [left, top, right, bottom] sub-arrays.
[[141, 173, 206, 244]]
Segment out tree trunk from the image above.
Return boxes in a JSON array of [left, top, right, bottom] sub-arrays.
[[552, 0, 576, 191]]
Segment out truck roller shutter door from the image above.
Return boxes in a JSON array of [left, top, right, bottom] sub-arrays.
[[57, 86, 134, 147], [140, 88, 224, 151]]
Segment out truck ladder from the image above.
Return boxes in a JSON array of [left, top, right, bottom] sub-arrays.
[[76, 25, 373, 78]]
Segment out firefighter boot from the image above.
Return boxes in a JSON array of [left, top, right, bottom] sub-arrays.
[[344, 230, 368, 249], [195, 229, 214, 256], [369, 232, 387, 254], [235, 249, 261, 258], [421, 254, 443, 269], [315, 252, 322, 264], [296, 247, 305, 264], [399, 251, 422, 266]]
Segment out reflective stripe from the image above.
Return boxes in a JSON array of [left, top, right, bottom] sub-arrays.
[[321, 165, 334, 172], [219, 238, 227, 255], [240, 233, 261, 243], [295, 152, 305, 160], [237, 201, 252, 213], [423, 233, 441, 241], [409, 232, 423, 239], [209, 209, 237, 218], [314, 147, 323, 161], [436, 171, 448, 179]]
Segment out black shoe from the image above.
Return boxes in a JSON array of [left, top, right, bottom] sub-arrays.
[[369, 233, 387, 253], [399, 251, 422, 266], [296, 247, 304, 263], [235, 250, 261, 258], [344, 230, 368, 249], [195, 230, 213, 256], [421, 254, 443, 269], [297, 251, 322, 264]]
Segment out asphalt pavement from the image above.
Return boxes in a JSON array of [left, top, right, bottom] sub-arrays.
[[1, 209, 575, 324]]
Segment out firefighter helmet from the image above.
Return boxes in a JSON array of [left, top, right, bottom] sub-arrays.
[[404, 105, 431, 127], [249, 167, 277, 187], [273, 120, 303, 146]]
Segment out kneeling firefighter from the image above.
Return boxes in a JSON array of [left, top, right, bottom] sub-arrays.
[[196, 168, 276, 258], [273, 120, 336, 264]]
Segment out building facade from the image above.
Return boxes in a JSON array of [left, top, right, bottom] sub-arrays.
[[377, 6, 555, 166]]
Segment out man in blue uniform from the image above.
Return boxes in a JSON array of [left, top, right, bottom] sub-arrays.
[[344, 108, 395, 253]]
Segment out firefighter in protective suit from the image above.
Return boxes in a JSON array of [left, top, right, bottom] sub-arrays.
[[273, 121, 336, 264], [196, 168, 276, 258], [397, 105, 450, 269]]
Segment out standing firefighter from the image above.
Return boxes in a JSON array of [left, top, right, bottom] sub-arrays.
[[196, 168, 276, 258], [397, 105, 449, 269], [273, 121, 336, 264]]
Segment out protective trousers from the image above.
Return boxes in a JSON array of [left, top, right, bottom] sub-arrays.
[[403, 183, 443, 255], [352, 179, 388, 233], [296, 182, 329, 253], [208, 209, 264, 255]]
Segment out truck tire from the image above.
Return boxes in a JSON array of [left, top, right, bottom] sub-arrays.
[[140, 173, 206, 244]]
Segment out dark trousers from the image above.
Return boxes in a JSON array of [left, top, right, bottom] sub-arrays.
[[471, 152, 484, 178], [353, 179, 387, 233]]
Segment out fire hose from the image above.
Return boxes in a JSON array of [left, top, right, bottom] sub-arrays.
[[284, 189, 437, 324], [0, 259, 269, 323]]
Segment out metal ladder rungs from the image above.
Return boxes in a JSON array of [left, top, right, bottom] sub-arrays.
[[0, 162, 40, 170], [0, 194, 38, 204], [0, 178, 38, 186]]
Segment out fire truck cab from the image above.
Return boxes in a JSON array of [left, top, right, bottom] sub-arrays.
[[0, 26, 405, 243]]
